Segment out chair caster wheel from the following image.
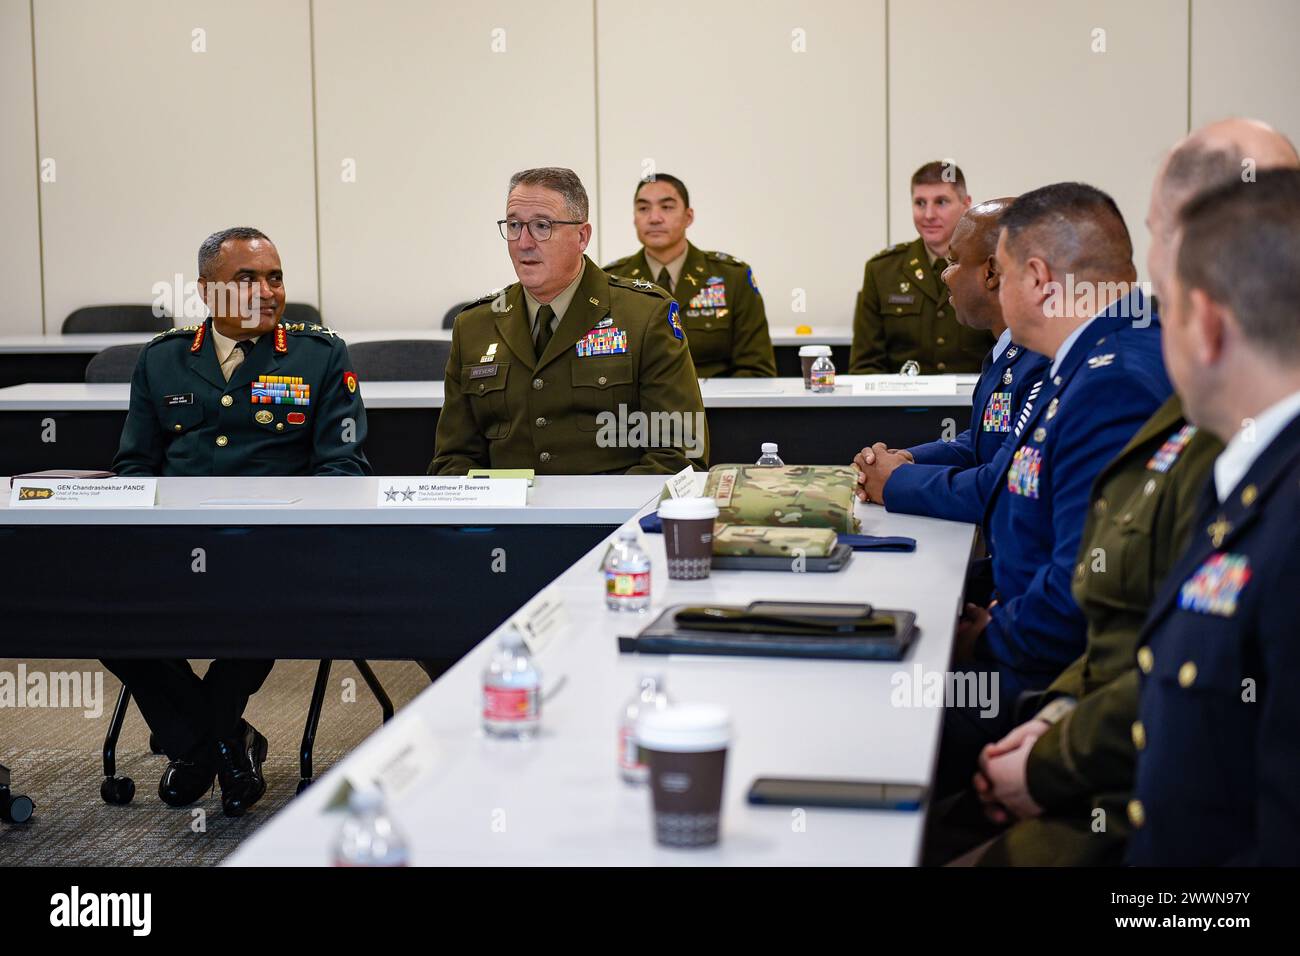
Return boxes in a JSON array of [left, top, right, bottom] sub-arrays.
[[148, 733, 165, 755], [101, 775, 136, 805], [1, 790, 34, 824], [296, 778, 312, 795]]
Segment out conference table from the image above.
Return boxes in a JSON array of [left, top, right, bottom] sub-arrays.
[[0, 475, 667, 662], [0, 375, 975, 476], [0, 326, 851, 387], [226, 476, 977, 866]]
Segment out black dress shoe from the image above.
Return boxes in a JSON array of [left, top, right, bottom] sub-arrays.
[[215, 720, 268, 818], [158, 757, 215, 808]]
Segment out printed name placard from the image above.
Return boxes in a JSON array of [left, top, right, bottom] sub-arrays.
[[509, 583, 571, 655], [856, 375, 958, 396], [663, 465, 698, 500], [376, 477, 528, 508], [9, 478, 157, 508]]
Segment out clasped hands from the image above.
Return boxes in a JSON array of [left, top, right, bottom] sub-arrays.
[[851, 442, 914, 503]]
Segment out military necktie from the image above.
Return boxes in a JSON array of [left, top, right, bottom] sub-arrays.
[[224, 338, 255, 382], [656, 267, 673, 295], [534, 304, 556, 357]]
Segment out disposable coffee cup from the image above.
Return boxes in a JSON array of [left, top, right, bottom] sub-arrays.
[[637, 704, 731, 848], [799, 345, 833, 389], [658, 496, 719, 580]]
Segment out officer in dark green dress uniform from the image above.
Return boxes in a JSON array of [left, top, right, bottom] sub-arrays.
[[850, 162, 991, 374], [103, 227, 370, 817], [604, 174, 776, 378]]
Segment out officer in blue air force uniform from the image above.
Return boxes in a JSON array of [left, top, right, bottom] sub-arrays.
[[1128, 169, 1300, 866], [104, 227, 370, 820], [930, 185, 1173, 799], [853, 199, 1051, 523]]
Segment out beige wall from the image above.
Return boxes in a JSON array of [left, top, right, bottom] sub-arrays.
[[889, 0, 1188, 283], [32, 0, 318, 331], [597, 0, 887, 328], [7, 0, 1299, 332], [1191, 0, 1300, 137], [0, 0, 43, 334], [313, 0, 597, 328]]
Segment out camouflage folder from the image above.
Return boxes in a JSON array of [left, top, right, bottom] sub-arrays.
[[703, 464, 862, 534], [711, 524, 838, 558]]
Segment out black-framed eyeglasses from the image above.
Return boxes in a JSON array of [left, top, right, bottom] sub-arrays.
[[497, 218, 584, 242]]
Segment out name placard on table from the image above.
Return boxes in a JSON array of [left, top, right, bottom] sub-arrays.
[[856, 375, 958, 396], [375, 477, 529, 508], [9, 478, 157, 508]]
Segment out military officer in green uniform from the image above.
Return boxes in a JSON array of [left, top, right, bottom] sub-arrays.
[[946, 119, 1298, 866], [103, 226, 370, 818], [604, 174, 776, 378], [850, 162, 991, 374], [431, 167, 708, 475]]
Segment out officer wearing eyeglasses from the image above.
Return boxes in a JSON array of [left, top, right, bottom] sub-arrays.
[[429, 167, 708, 475]]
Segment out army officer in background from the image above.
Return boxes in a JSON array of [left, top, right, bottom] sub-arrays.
[[104, 226, 370, 818], [850, 161, 991, 374], [431, 167, 708, 475], [604, 174, 776, 378]]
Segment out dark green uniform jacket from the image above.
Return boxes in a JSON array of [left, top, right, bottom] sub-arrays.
[[604, 242, 776, 378], [977, 394, 1221, 865], [430, 257, 708, 476], [114, 318, 370, 477], [849, 236, 991, 374]]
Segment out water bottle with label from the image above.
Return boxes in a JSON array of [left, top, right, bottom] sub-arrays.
[[604, 528, 651, 612], [331, 787, 410, 867], [619, 672, 672, 785], [810, 354, 836, 392], [482, 626, 541, 738], [756, 442, 784, 466]]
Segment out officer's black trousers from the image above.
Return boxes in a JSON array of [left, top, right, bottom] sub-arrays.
[[100, 659, 275, 761]]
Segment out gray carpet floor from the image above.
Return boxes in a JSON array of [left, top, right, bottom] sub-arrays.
[[0, 658, 430, 866]]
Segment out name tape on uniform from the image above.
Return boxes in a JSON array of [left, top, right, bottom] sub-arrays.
[[9, 478, 157, 509], [376, 477, 528, 508]]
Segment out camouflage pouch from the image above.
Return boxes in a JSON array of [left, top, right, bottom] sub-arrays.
[[703, 464, 862, 534], [711, 524, 838, 558]]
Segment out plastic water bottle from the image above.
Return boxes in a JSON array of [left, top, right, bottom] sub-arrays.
[[331, 787, 409, 867], [756, 442, 784, 466], [810, 354, 836, 392], [619, 672, 672, 785], [604, 528, 651, 612], [482, 627, 541, 738]]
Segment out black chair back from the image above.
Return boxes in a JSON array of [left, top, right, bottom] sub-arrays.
[[85, 343, 147, 383], [442, 301, 473, 329], [63, 306, 172, 334], [283, 302, 322, 324], [348, 339, 452, 381]]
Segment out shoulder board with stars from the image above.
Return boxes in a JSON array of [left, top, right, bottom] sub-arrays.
[[149, 324, 201, 343], [609, 273, 672, 299], [280, 321, 340, 338], [704, 250, 749, 269], [868, 241, 910, 263]]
